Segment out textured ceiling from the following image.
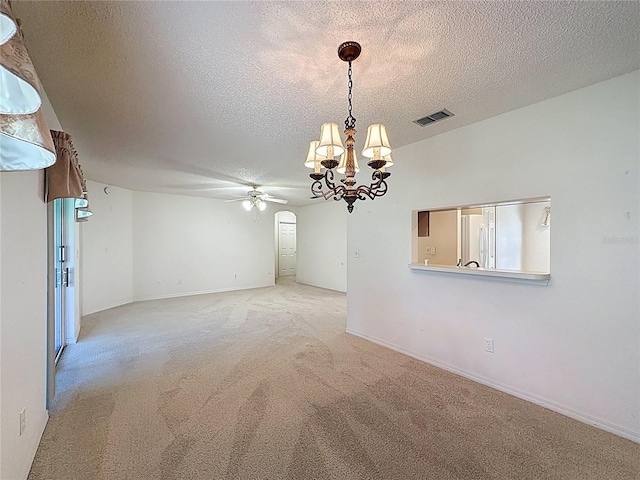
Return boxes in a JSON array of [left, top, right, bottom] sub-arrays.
[[13, 1, 640, 205]]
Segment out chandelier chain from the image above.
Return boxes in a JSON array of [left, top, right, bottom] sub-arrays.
[[345, 61, 356, 130]]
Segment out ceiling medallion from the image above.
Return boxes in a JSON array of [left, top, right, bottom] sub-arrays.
[[304, 41, 393, 213]]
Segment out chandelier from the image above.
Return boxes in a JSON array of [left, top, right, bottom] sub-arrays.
[[305, 41, 393, 213]]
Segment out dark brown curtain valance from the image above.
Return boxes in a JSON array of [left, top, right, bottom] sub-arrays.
[[45, 130, 85, 202]]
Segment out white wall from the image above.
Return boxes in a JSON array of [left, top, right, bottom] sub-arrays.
[[81, 181, 133, 315], [0, 170, 50, 480], [80, 188, 304, 310], [296, 201, 347, 292], [0, 87, 63, 479], [132, 191, 294, 301], [347, 71, 640, 441]]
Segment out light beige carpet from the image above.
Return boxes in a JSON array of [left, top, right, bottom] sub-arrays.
[[29, 278, 638, 480]]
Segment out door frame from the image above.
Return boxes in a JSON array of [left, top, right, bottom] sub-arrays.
[[46, 201, 56, 408], [274, 211, 296, 281], [278, 221, 296, 277], [46, 198, 79, 408]]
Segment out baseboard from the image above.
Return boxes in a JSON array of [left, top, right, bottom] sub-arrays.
[[132, 283, 274, 303], [346, 328, 640, 444], [84, 284, 278, 315], [83, 298, 133, 316], [65, 326, 80, 345], [17, 409, 49, 480], [296, 279, 346, 293]]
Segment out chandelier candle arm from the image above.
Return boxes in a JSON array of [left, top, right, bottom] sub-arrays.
[[356, 169, 389, 200]]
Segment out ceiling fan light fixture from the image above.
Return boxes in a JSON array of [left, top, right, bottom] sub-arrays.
[[224, 186, 288, 211]]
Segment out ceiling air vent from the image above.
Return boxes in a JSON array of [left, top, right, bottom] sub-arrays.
[[414, 109, 454, 127]]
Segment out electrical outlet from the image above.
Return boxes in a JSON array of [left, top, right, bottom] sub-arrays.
[[484, 338, 494, 353], [354, 249, 360, 258], [156, 280, 162, 287], [431, 247, 436, 255], [426, 247, 430, 255], [19, 408, 25, 435], [177, 279, 182, 285]]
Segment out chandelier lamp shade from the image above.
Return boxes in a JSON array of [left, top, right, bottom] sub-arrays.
[[305, 41, 393, 213], [380, 154, 393, 169], [362, 123, 392, 159], [0, 0, 56, 171], [304, 140, 326, 173], [0, 1, 17, 45], [316, 122, 344, 158]]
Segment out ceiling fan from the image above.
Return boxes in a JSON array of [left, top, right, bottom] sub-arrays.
[[224, 186, 288, 211]]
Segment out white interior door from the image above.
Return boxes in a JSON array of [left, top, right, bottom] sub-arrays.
[[278, 222, 296, 276]]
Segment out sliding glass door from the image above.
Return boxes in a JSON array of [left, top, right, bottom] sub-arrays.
[[48, 198, 76, 407], [53, 198, 67, 361]]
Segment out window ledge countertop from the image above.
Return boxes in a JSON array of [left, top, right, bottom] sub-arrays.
[[408, 263, 550, 284]]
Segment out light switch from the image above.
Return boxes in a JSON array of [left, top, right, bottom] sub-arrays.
[[431, 247, 436, 255]]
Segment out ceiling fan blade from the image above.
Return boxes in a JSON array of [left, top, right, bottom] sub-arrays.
[[263, 197, 288, 204], [162, 184, 246, 192], [224, 198, 247, 203]]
